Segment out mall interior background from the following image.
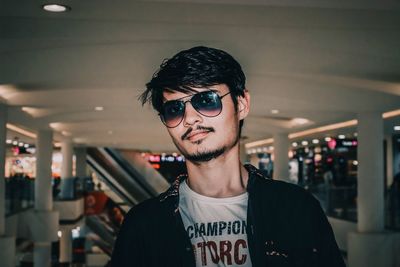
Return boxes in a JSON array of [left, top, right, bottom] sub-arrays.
[[1, 1, 400, 266]]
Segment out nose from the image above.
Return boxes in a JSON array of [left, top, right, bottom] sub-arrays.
[[182, 101, 203, 127]]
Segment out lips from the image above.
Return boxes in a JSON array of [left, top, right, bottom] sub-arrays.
[[186, 130, 210, 142], [181, 126, 215, 141]]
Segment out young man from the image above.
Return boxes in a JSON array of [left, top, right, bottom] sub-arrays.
[[111, 46, 345, 267]]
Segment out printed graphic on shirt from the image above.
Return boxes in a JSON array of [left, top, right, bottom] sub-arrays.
[[179, 181, 252, 267], [186, 220, 250, 266], [186, 220, 247, 239]]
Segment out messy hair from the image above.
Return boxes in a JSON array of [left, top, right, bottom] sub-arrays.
[[140, 46, 247, 134], [141, 46, 246, 111]]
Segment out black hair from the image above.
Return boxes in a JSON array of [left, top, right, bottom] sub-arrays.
[[140, 46, 246, 133]]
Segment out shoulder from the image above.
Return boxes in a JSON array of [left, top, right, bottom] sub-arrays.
[[123, 195, 168, 225], [246, 164, 320, 212], [256, 177, 319, 208], [246, 164, 314, 202]]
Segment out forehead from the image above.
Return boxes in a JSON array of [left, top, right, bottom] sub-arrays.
[[162, 84, 229, 102]]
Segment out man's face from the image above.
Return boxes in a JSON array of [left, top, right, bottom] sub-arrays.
[[162, 84, 249, 163]]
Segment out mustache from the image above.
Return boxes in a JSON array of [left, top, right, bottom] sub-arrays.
[[181, 126, 215, 140]]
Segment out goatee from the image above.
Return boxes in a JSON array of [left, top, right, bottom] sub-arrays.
[[178, 132, 240, 163], [184, 147, 226, 162]]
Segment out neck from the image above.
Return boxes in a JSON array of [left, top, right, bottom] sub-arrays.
[[185, 144, 248, 198]]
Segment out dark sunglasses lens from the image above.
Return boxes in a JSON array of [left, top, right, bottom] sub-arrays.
[[161, 101, 185, 127], [192, 91, 222, 117]]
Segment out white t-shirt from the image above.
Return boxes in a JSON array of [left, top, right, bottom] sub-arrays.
[[179, 181, 253, 267]]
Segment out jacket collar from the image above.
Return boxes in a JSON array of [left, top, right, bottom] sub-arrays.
[[159, 164, 268, 206]]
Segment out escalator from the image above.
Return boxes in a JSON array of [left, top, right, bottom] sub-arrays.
[[85, 214, 117, 256], [84, 147, 170, 258], [87, 147, 170, 208]]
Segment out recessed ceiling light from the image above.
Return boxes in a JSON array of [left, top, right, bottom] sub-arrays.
[[271, 109, 279, 114], [95, 106, 104, 111], [292, 142, 298, 147], [292, 118, 309, 125], [301, 140, 308, 146], [18, 142, 24, 147], [312, 139, 319, 144], [42, 4, 70, 13], [6, 139, 12, 144], [12, 140, 18, 146], [338, 134, 346, 139], [62, 131, 71, 136], [49, 122, 62, 129], [54, 142, 62, 148], [394, 126, 400, 131]]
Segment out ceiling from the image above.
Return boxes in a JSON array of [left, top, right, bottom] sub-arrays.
[[1, 0, 400, 151]]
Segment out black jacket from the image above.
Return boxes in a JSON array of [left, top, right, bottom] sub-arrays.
[[111, 164, 346, 267]]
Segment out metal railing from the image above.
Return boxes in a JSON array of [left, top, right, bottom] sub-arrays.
[[307, 182, 400, 230], [5, 177, 35, 216]]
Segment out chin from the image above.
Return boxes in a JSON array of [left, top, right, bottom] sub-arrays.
[[184, 146, 226, 163]]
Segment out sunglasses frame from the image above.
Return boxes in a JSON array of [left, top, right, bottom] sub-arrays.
[[159, 90, 231, 128]]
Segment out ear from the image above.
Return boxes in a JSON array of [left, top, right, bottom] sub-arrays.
[[237, 90, 250, 120]]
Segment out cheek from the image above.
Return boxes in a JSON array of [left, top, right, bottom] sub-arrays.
[[167, 126, 185, 141]]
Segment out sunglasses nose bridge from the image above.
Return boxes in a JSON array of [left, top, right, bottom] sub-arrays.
[[181, 98, 203, 126]]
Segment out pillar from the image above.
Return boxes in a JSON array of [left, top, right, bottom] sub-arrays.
[[59, 140, 74, 266], [59, 227, 73, 264], [0, 104, 7, 238], [348, 112, 397, 267], [59, 139, 74, 199], [35, 130, 54, 211], [61, 139, 73, 179], [357, 112, 384, 232], [34, 243, 52, 267], [74, 147, 87, 178], [386, 135, 393, 187], [34, 129, 58, 267], [0, 103, 15, 267], [273, 133, 290, 182]]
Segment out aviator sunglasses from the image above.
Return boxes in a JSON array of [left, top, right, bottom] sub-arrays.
[[159, 90, 231, 128]]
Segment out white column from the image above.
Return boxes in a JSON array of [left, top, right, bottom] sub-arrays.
[[61, 139, 73, 179], [357, 112, 384, 232], [60, 140, 74, 199], [59, 140, 74, 266], [0, 104, 6, 235], [348, 112, 398, 267], [273, 133, 290, 182], [59, 227, 73, 264], [34, 243, 52, 267], [35, 130, 54, 211], [386, 135, 393, 187], [34, 129, 57, 267], [0, 103, 15, 267], [74, 146, 87, 178]]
